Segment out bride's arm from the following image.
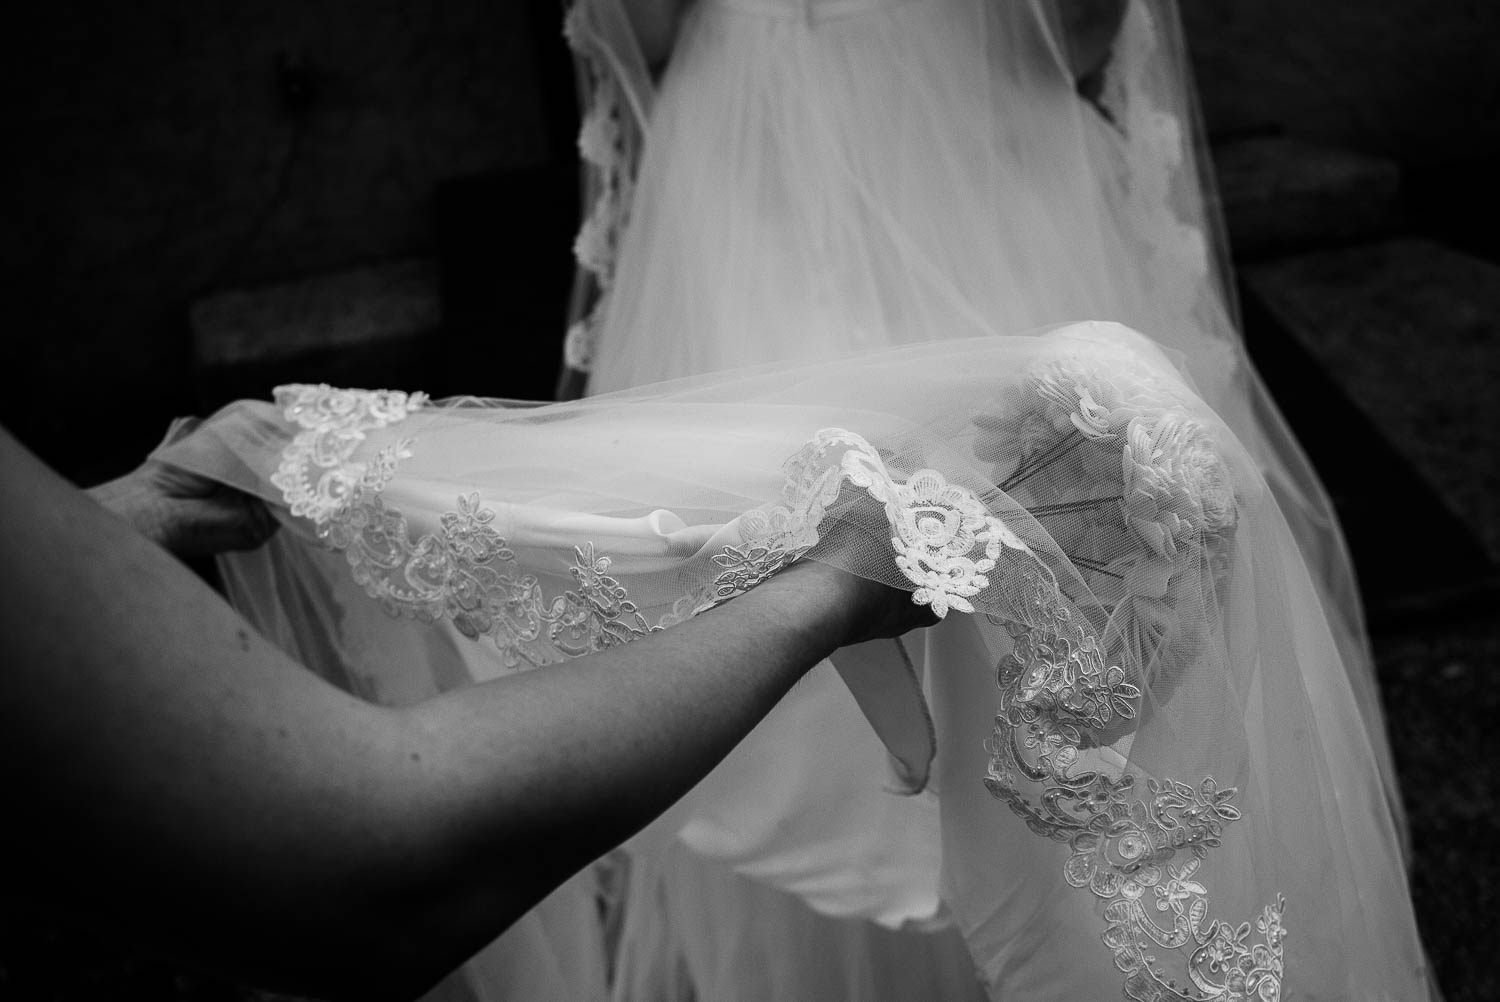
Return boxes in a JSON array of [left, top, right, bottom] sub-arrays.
[[0, 425, 922, 999]]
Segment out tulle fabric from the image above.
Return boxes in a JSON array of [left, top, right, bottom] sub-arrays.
[[587, 0, 1192, 390], [556, 0, 1411, 997], [567, 0, 1399, 833], [155, 323, 1434, 999]]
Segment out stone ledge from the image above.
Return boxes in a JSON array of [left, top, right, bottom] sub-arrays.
[[191, 259, 440, 370], [1243, 239, 1500, 563], [1215, 137, 1400, 259], [188, 259, 442, 411]]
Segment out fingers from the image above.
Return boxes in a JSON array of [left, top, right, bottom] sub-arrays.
[[88, 457, 279, 558], [146, 459, 229, 500], [162, 494, 279, 558]]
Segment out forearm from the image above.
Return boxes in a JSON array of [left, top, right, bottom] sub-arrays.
[[0, 425, 865, 996], [395, 564, 856, 962], [4, 427, 435, 991]]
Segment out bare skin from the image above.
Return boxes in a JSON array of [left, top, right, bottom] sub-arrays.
[[85, 446, 278, 556], [1, 425, 932, 999]]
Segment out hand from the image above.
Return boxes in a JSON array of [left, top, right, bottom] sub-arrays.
[[773, 559, 939, 648], [87, 459, 278, 559]]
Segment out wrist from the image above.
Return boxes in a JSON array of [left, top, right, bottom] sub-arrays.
[[739, 561, 865, 653], [86, 471, 175, 551], [87, 476, 148, 536]]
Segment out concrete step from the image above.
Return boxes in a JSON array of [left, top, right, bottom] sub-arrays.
[[1214, 137, 1401, 260], [1242, 239, 1500, 616]]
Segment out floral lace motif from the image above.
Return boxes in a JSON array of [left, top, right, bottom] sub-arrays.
[[979, 340, 1285, 1001], [269, 367, 1287, 1000], [728, 428, 1032, 618], [271, 385, 668, 668], [348, 490, 660, 669], [269, 384, 428, 526], [269, 391, 1029, 665], [986, 661, 1286, 1002]]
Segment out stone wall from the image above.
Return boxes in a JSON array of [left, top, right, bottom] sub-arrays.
[[3, 0, 561, 479], [1184, 0, 1500, 162]]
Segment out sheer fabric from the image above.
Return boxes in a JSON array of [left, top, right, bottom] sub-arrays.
[[574, 0, 1218, 389], [563, 0, 1397, 831], [147, 0, 1431, 996], [156, 322, 1434, 999], [552, 0, 1414, 997]]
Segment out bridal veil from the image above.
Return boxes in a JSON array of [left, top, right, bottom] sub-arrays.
[[152, 0, 1435, 997], [158, 321, 1432, 998]]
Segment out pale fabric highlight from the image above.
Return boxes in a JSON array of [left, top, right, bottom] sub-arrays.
[[551, 0, 1412, 997], [157, 323, 1434, 999]]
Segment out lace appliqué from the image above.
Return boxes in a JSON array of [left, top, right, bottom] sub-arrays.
[[978, 341, 1286, 1001], [717, 429, 1031, 618], [267, 390, 1029, 662], [271, 384, 666, 669], [270, 384, 428, 526], [986, 676, 1286, 1002], [338, 489, 658, 669], [986, 612, 1285, 1000], [845, 449, 1028, 618]]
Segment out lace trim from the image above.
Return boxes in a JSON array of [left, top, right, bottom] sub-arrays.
[[269, 390, 1032, 665], [562, 2, 644, 374], [979, 343, 1285, 1001], [268, 385, 673, 667], [269, 378, 1286, 1000], [269, 384, 429, 526], [985, 671, 1286, 1001], [726, 428, 1032, 617], [338, 491, 665, 669]]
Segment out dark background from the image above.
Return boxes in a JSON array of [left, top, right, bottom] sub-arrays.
[[1, 0, 1497, 998]]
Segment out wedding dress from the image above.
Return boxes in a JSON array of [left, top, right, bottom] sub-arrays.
[[156, 322, 1435, 1000], [551, 0, 1424, 998], [150, 0, 1435, 997]]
